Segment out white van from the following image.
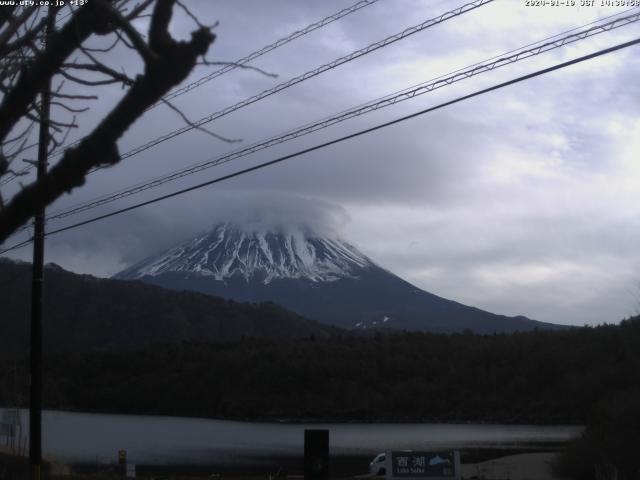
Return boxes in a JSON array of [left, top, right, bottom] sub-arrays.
[[369, 452, 386, 476]]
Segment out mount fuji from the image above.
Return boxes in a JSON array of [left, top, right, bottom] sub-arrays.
[[114, 222, 560, 333]]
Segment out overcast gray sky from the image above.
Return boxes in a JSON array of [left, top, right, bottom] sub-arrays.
[[3, 0, 640, 326]]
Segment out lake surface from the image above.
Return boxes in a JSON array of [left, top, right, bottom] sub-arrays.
[[0, 408, 582, 466]]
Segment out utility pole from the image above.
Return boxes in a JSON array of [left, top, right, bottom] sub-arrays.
[[30, 7, 54, 480]]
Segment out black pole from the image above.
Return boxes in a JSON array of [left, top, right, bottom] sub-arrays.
[[304, 429, 329, 480], [30, 8, 54, 480]]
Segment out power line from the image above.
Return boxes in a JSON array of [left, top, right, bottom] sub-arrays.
[[101, 0, 494, 163], [50, 0, 381, 157], [42, 10, 640, 223], [2, 0, 381, 184], [0, 238, 33, 255], [151, 0, 380, 108], [2, 35, 638, 255], [6, 0, 493, 187]]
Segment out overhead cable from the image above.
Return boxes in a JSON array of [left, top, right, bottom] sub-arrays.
[[152, 0, 381, 108], [110, 0, 494, 162], [43, 10, 640, 222], [1, 0, 381, 184], [2, 35, 637, 255], [6, 0, 491, 188]]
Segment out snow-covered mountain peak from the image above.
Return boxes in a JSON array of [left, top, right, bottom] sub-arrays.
[[116, 222, 373, 284]]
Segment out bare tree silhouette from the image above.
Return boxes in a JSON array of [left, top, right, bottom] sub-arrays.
[[0, 0, 218, 243]]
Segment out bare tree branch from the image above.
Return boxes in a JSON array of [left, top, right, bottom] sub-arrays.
[[176, 1, 206, 29], [59, 68, 125, 86], [51, 92, 98, 101], [2, 120, 35, 146], [149, 0, 174, 50], [0, 0, 216, 243], [0, 16, 47, 57], [0, 3, 104, 141], [0, 153, 8, 181], [0, 6, 17, 31], [114, 29, 136, 50], [198, 59, 278, 78], [80, 34, 120, 53], [160, 97, 241, 144], [61, 62, 135, 86], [0, 6, 37, 55], [125, 0, 155, 20], [48, 115, 76, 155], [50, 101, 90, 114], [98, 0, 157, 63]]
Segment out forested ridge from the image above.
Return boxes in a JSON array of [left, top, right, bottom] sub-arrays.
[[0, 259, 339, 354], [1, 317, 639, 425]]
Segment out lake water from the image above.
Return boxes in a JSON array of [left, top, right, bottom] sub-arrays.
[[0, 408, 582, 466]]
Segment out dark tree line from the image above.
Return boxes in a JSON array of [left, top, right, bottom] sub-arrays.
[[1, 316, 639, 425]]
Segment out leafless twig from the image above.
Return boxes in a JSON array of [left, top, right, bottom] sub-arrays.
[[160, 97, 241, 144], [197, 59, 278, 78]]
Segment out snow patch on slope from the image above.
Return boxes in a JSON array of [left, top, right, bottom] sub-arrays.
[[117, 222, 373, 284]]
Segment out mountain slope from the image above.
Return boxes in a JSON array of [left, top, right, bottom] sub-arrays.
[[116, 222, 373, 284], [0, 259, 339, 354], [115, 222, 562, 333]]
